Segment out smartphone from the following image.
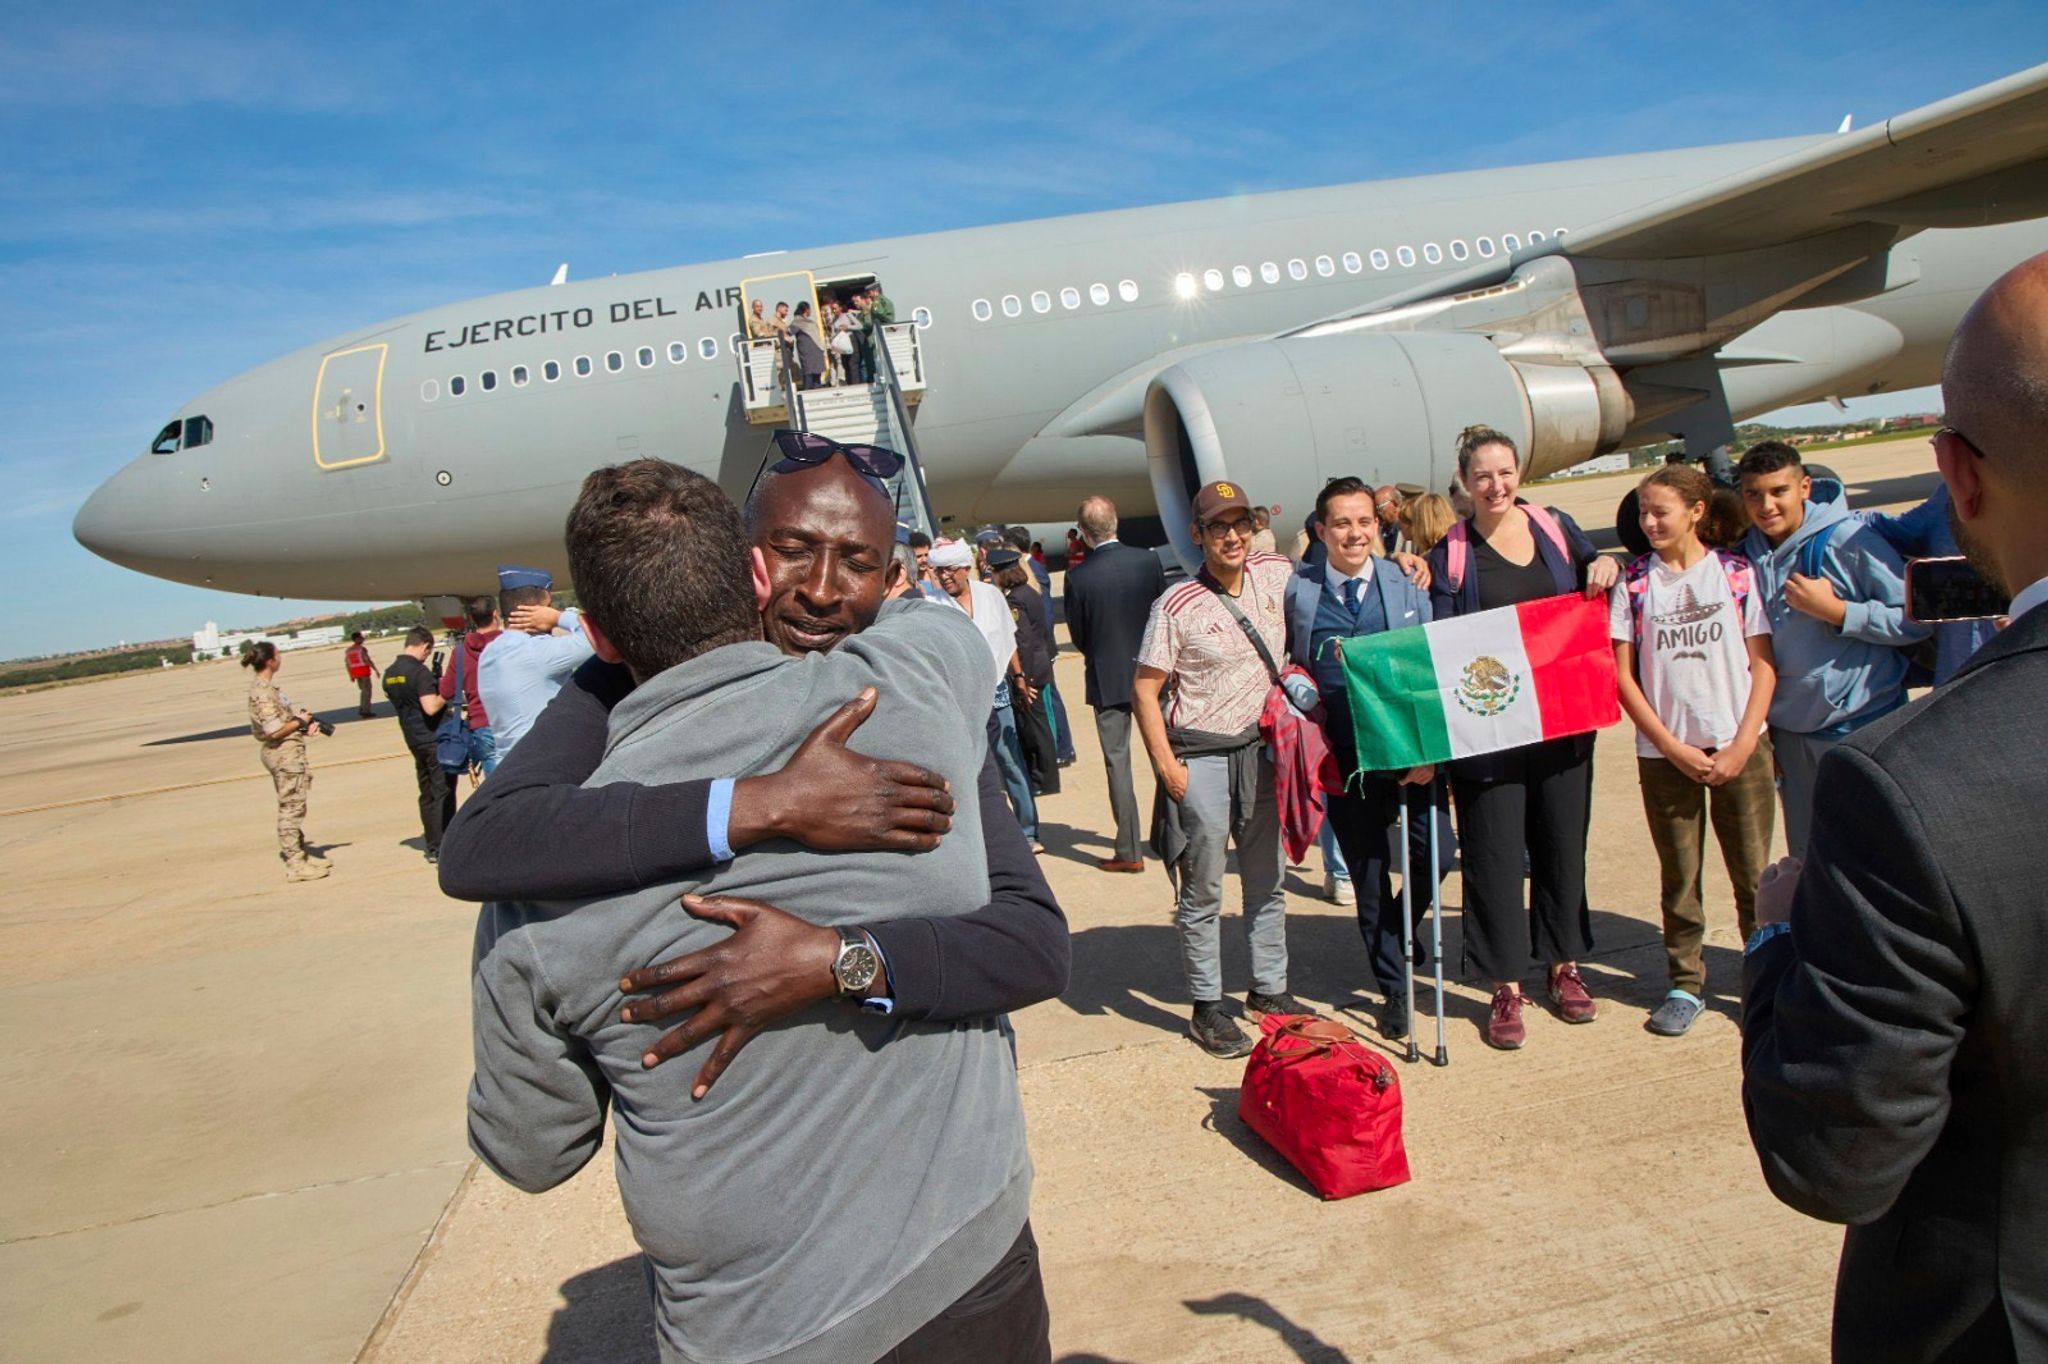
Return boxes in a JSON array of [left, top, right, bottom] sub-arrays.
[[1905, 556, 2010, 624]]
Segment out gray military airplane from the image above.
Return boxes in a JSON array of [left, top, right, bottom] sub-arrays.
[[75, 64, 2048, 619]]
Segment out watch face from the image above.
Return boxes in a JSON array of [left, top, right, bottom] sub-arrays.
[[836, 944, 881, 994]]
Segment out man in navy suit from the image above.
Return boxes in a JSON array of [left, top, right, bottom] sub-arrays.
[[1062, 496, 1166, 871], [1284, 477, 1436, 1038]]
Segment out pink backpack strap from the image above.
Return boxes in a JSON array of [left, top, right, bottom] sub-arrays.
[[1523, 503, 1571, 560], [1716, 549, 1752, 615], [1624, 554, 1653, 648], [1445, 520, 1469, 591]]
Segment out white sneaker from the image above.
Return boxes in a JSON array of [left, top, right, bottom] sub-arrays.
[[1325, 873, 1355, 906]]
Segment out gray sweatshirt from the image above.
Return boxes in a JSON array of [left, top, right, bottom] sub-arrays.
[[467, 599, 1031, 1364]]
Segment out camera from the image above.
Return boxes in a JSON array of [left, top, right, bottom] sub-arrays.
[[311, 718, 335, 737]]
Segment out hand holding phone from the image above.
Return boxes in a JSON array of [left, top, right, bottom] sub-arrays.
[[1906, 557, 2010, 624]]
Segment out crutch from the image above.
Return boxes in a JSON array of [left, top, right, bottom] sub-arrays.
[[1398, 796, 1419, 1064], [1427, 774, 1449, 1066]]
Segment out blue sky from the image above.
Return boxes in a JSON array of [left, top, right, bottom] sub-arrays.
[[6, 2, 2043, 657]]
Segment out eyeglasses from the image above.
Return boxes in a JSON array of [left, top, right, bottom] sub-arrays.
[[1203, 517, 1255, 539], [769, 429, 906, 480], [1936, 426, 1986, 459]]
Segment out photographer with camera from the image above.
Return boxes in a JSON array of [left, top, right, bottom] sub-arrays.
[[243, 640, 331, 883], [382, 625, 454, 865]]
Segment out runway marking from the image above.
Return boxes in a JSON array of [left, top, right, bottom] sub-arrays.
[[0, 752, 408, 818]]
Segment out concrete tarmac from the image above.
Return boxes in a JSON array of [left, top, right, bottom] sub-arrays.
[[2, 440, 1941, 1362]]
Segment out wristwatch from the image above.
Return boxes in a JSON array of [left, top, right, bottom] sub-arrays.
[[830, 926, 883, 997]]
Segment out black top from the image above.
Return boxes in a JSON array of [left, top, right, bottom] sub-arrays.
[[1062, 540, 1168, 709], [438, 657, 1070, 1024], [382, 654, 438, 750], [1006, 583, 1053, 685], [1471, 528, 1560, 612]]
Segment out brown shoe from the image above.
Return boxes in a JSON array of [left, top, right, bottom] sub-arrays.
[[1486, 986, 1526, 1049], [1096, 859, 1145, 873], [1547, 964, 1598, 1023]]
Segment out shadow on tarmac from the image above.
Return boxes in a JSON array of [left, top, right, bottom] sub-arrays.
[[544, 1255, 656, 1362], [141, 706, 378, 746]]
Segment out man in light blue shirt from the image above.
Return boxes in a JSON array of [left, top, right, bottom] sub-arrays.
[[476, 564, 594, 759]]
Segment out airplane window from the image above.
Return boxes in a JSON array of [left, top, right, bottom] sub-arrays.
[[183, 415, 213, 447], [1232, 265, 1252, 288], [1059, 288, 1079, 310], [1202, 269, 1224, 292], [1368, 249, 1387, 270], [1118, 279, 1138, 302], [1396, 245, 1416, 267], [606, 351, 624, 372], [512, 365, 530, 386], [729, 333, 743, 355], [1501, 233, 1520, 252], [1555, 227, 1568, 237], [1287, 258, 1307, 280], [637, 347, 655, 369], [152, 420, 181, 454], [699, 338, 718, 359], [450, 375, 467, 396], [576, 356, 593, 376], [1449, 240, 1469, 261], [1002, 294, 1022, 317], [1030, 291, 1051, 313], [1529, 230, 1546, 242], [1089, 283, 1110, 306], [913, 305, 934, 327], [668, 342, 686, 363], [421, 380, 438, 402], [481, 370, 498, 391], [544, 360, 562, 381], [972, 298, 993, 321], [1476, 237, 1496, 259], [1423, 243, 1442, 265], [1260, 261, 1280, 284], [1314, 255, 1334, 277]]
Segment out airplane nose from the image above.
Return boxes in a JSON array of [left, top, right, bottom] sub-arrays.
[[74, 465, 155, 570]]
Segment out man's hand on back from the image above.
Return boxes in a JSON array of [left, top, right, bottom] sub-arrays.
[[620, 894, 843, 1097], [727, 688, 955, 852], [508, 603, 564, 634]]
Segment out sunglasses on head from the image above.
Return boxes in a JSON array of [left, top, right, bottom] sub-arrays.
[[770, 429, 906, 480]]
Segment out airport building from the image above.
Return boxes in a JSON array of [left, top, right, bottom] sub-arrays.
[[190, 621, 345, 662]]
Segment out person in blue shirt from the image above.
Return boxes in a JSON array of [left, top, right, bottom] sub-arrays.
[[475, 565, 596, 761], [1735, 442, 1928, 857], [1284, 477, 1435, 1039]]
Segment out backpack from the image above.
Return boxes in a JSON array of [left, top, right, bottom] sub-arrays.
[[1443, 504, 1569, 593], [434, 643, 471, 773], [1622, 549, 1753, 652], [1794, 519, 1937, 689]]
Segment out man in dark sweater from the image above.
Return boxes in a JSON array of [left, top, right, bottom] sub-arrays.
[[440, 456, 1069, 1092]]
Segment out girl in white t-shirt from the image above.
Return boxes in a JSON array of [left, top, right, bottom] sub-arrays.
[[1610, 465, 1777, 1037]]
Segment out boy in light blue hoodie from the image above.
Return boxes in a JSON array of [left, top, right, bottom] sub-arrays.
[[1737, 441, 1928, 856]]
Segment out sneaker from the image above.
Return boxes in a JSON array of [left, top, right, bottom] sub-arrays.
[[424, 847, 440, 866], [1547, 964, 1598, 1023], [1486, 986, 1526, 1049], [1245, 990, 1315, 1019], [1646, 990, 1704, 1037], [1377, 993, 1411, 1040], [285, 860, 330, 883], [1325, 874, 1355, 906], [1188, 1002, 1255, 1058]]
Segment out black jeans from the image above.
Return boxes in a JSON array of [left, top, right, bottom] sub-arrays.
[[1449, 737, 1594, 983], [874, 1221, 1051, 1364], [408, 745, 455, 852], [1325, 776, 1412, 996], [1013, 690, 1061, 796]]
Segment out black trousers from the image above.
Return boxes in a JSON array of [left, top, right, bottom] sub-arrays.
[[1326, 776, 1416, 996], [1013, 689, 1060, 796], [1449, 737, 1594, 983], [874, 1221, 1051, 1364], [409, 745, 456, 852]]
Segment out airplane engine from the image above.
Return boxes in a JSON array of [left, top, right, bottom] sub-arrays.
[[1142, 331, 1629, 565]]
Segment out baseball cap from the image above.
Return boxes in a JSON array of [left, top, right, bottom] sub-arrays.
[[1191, 480, 1253, 526]]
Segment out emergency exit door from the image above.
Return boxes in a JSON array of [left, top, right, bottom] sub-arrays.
[[312, 342, 388, 469]]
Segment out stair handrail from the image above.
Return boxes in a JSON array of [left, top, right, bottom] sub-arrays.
[[863, 314, 937, 536]]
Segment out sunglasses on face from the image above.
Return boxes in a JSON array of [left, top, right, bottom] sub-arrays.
[[770, 429, 906, 480], [1204, 517, 1255, 539]]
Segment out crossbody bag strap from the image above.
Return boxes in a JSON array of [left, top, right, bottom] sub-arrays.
[[1204, 577, 1282, 683]]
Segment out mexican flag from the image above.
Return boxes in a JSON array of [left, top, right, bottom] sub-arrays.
[[1335, 594, 1619, 773]]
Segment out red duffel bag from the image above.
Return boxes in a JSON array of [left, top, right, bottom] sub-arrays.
[[1236, 1013, 1410, 1199]]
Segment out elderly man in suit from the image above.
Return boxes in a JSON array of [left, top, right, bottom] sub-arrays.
[[1741, 250, 2048, 1362], [1062, 495, 1166, 872]]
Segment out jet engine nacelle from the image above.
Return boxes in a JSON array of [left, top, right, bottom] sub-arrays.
[[1142, 331, 1629, 566]]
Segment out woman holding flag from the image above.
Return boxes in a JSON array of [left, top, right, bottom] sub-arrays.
[[1425, 426, 1619, 1050]]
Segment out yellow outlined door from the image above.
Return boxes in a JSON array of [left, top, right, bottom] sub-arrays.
[[312, 342, 388, 469]]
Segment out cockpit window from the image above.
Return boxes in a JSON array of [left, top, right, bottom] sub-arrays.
[[152, 421, 181, 455], [183, 415, 213, 448]]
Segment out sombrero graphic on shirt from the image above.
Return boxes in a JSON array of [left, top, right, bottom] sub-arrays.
[[1652, 584, 1720, 627]]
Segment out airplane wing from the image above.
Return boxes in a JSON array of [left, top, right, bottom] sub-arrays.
[[1293, 62, 2048, 331]]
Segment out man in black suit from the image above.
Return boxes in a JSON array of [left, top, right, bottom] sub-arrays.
[[1741, 251, 2048, 1362], [1062, 496, 1166, 872]]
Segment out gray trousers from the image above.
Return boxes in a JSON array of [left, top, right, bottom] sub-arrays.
[[1094, 705, 1143, 863], [1770, 725, 1845, 859], [1172, 752, 1288, 1002]]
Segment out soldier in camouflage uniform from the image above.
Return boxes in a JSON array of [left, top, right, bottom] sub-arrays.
[[242, 641, 330, 883]]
